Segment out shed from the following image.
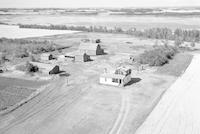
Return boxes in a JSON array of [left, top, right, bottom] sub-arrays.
[[40, 53, 53, 61], [65, 51, 91, 62], [65, 52, 75, 62], [49, 65, 60, 75], [79, 42, 104, 55]]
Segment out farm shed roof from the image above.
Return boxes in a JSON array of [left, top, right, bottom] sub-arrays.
[[79, 42, 99, 51], [65, 51, 87, 57]]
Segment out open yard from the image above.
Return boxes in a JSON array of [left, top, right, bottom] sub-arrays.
[[0, 32, 196, 134]]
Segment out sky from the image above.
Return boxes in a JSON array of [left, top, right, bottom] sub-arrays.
[[0, 0, 200, 8]]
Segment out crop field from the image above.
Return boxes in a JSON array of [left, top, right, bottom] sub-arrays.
[[0, 77, 48, 112], [0, 86, 36, 111]]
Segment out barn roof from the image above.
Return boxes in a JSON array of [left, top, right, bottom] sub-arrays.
[[79, 42, 99, 51], [116, 66, 131, 72], [41, 53, 52, 57]]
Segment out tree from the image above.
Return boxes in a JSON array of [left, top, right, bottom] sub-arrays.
[[174, 38, 183, 47], [95, 39, 101, 43]]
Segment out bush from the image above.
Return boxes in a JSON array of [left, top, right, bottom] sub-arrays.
[[96, 39, 101, 43], [137, 45, 178, 66]]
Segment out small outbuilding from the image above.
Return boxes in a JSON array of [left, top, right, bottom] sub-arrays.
[[75, 53, 91, 62], [100, 66, 132, 87], [65, 51, 91, 62], [79, 42, 104, 55], [40, 53, 53, 61], [49, 65, 60, 75]]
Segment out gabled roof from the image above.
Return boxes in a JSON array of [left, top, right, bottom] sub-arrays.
[[41, 53, 52, 57], [79, 42, 99, 51]]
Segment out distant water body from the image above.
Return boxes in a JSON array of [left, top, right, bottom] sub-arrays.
[[1, 14, 200, 30], [0, 24, 79, 39]]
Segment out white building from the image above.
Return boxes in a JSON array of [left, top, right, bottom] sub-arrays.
[[100, 66, 132, 87]]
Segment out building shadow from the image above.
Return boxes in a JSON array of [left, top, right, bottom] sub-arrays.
[[59, 71, 70, 77], [87, 58, 93, 62], [125, 78, 141, 86]]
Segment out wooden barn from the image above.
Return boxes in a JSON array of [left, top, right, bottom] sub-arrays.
[[79, 42, 104, 55], [40, 53, 53, 61]]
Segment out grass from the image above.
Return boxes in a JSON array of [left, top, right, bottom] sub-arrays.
[[156, 53, 193, 77]]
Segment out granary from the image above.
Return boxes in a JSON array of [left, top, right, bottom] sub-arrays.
[[79, 42, 104, 55], [40, 53, 53, 61], [99, 66, 132, 87], [75, 53, 91, 62]]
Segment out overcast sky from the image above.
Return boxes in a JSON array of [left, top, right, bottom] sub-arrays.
[[0, 0, 199, 8]]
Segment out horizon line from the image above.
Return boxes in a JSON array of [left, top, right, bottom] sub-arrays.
[[1, 6, 200, 9]]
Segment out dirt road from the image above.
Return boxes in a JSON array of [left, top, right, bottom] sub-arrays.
[[135, 54, 200, 134], [0, 70, 122, 134]]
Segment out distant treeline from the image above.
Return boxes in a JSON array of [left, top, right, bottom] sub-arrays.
[[0, 38, 56, 45], [19, 24, 200, 42]]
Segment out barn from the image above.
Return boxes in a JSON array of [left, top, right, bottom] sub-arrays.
[[40, 53, 53, 61], [79, 42, 104, 55]]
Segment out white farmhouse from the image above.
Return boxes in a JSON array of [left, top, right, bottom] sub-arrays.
[[100, 66, 132, 87]]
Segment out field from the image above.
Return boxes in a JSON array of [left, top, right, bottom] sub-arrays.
[[0, 77, 48, 112], [0, 25, 79, 39], [2, 14, 200, 30]]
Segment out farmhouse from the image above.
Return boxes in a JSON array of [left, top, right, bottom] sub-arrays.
[[100, 66, 132, 87], [79, 42, 104, 55], [40, 53, 53, 61]]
